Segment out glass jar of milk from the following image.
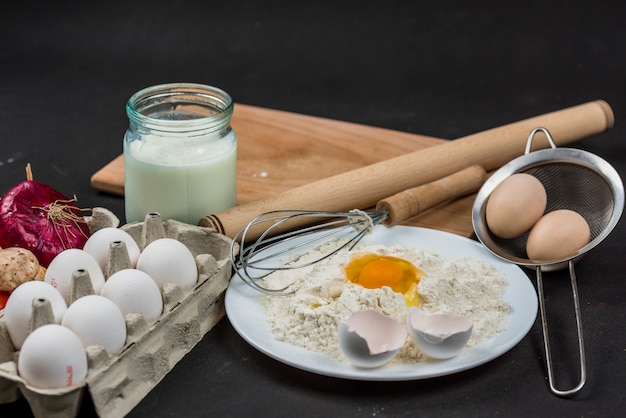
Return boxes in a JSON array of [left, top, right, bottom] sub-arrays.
[[123, 83, 237, 225]]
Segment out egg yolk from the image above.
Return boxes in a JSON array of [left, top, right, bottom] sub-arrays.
[[344, 253, 422, 307]]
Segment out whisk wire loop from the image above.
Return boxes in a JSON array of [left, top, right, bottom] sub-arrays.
[[230, 209, 387, 295], [230, 165, 489, 295]]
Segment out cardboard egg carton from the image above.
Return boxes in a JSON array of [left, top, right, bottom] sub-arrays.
[[0, 214, 237, 418]]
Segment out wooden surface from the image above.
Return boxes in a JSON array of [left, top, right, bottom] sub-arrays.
[[92, 101, 613, 238], [91, 104, 448, 199], [92, 101, 612, 238], [198, 101, 611, 240], [91, 104, 484, 236]]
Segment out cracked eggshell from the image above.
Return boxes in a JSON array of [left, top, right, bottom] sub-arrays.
[[407, 307, 473, 359], [44, 249, 105, 304], [136, 238, 198, 290], [83, 227, 141, 270], [338, 310, 406, 368]]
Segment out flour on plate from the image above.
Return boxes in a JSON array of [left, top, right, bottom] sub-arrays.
[[262, 244, 511, 364]]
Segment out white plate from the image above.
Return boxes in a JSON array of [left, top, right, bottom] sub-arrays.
[[225, 225, 538, 381]]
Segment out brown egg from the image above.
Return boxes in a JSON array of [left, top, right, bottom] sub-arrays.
[[486, 173, 547, 239], [526, 209, 590, 261]]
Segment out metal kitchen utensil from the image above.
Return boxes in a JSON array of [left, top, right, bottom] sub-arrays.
[[472, 127, 624, 397], [232, 165, 487, 294]]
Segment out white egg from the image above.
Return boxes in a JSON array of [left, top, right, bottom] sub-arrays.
[[18, 324, 88, 389], [136, 238, 198, 290], [62, 295, 127, 355], [83, 227, 141, 270], [406, 307, 473, 359], [3, 281, 68, 350], [101, 268, 163, 322], [337, 310, 406, 368], [44, 249, 105, 304]]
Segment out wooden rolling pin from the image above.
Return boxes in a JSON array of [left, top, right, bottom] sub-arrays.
[[377, 165, 487, 225], [200, 100, 613, 240]]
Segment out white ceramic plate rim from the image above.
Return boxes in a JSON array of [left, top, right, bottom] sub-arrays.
[[225, 225, 538, 381]]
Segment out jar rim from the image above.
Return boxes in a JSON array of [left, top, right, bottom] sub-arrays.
[[126, 83, 233, 131]]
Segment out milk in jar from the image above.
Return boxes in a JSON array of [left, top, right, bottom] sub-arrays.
[[123, 83, 237, 224]]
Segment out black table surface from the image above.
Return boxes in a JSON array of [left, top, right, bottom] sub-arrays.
[[1, 1, 625, 417]]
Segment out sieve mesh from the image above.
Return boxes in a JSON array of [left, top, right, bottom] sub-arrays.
[[488, 162, 616, 261]]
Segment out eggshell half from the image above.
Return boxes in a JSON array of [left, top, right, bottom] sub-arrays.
[[407, 307, 473, 359], [338, 310, 406, 368]]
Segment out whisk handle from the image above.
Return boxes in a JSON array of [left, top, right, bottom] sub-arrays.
[[377, 165, 487, 225]]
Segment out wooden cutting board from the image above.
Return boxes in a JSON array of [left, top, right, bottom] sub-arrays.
[[91, 104, 478, 237]]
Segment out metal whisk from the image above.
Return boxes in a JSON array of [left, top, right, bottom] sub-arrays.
[[231, 165, 487, 295]]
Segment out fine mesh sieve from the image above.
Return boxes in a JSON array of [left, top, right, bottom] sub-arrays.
[[472, 127, 624, 397]]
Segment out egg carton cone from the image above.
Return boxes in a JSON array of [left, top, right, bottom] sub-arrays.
[[0, 212, 238, 418]]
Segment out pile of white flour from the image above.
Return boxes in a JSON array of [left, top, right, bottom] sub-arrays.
[[262, 243, 511, 364]]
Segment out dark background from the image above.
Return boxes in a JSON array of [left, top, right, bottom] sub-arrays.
[[1, 1, 625, 417]]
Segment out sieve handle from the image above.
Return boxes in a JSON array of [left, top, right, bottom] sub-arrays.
[[536, 262, 587, 397], [376, 165, 487, 225], [201, 100, 613, 240]]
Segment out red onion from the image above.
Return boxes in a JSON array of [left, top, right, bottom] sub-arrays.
[[0, 291, 8, 310], [0, 165, 90, 267]]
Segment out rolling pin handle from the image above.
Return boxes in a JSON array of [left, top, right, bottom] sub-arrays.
[[377, 165, 487, 225]]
